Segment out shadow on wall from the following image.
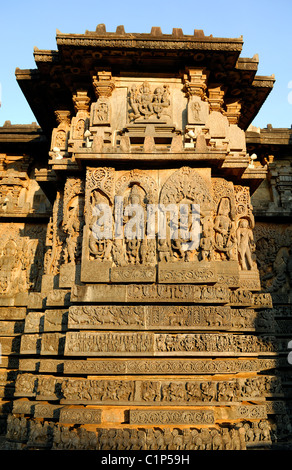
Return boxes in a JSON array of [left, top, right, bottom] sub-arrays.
[[254, 223, 292, 448]]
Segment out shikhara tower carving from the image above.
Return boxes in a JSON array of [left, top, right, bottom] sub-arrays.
[[0, 24, 291, 450]]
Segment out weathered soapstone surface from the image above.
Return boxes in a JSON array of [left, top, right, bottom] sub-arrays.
[[0, 26, 292, 451]]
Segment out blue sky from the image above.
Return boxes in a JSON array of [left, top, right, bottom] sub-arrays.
[[1, 0, 291, 129]]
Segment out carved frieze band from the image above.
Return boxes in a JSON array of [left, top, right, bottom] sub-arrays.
[[67, 304, 276, 332], [7, 415, 248, 450], [64, 331, 277, 356], [14, 373, 282, 403], [71, 284, 272, 307], [129, 409, 215, 425], [59, 407, 102, 424], [18, 357, 279, 375]]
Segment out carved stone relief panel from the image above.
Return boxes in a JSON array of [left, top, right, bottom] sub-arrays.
[[129, 409, 215, 425], [43, 178, 85, 289], [6, 416, 248, 450], [0, 157, 31, 214], [128, 81, 171, 123], [91, 100, 111, 126], [64, 331, 277, 357], [50, 110, 71, 156], [81, 167, 115, 282], [79, 166, 260, 286], [0, 223, 46, 296], [72, 283, 270, 305], [252, 161, 292, 214], [14, 373, 282, 406], [43, 191, 65, 278], [113, 168, 158, 273], [62, 177, 85, 266], [159, 167, 212, 264], [254, 222, 292, 296]]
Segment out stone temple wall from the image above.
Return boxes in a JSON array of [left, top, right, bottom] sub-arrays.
[[0, 26, 291, 450]]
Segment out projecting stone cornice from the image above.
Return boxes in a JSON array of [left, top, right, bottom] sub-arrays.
[[55, 25, 244, 52]]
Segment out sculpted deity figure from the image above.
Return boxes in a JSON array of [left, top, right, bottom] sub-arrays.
[[200, 214, 214, 261], [55, 130, 67, 149], [152, 85, 171, 118], [158, 238, 172, 262], [167, 199, 200, 262], [63, 195, 84, 264], [265, 246, 291, 292], [129, 82, 153, 120], [0, 238, 31, 295], [138, 82, 154, 118], [236, 218, 255, 270], [89, 190, 112, 262], [214, 197, 236, 260], [191, 101, 201, 121], [74, 119, 85, 139], [94, 101, 109, 122], [123, 184, 147, 264], [129, 82, 171, 121]]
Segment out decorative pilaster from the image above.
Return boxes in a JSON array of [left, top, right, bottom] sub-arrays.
[[207, 84, 226, 113], [50, 110, 71, 157]]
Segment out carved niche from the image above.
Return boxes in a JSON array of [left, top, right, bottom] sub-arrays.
[[68, 91, 91, 151], [50, 110, 71, 155], [81, 167, 115, 282], [81, 168, 159, 283], [159, 167, 213, 262], [212, 178, 237, 262], [113, 169, 159, 271]]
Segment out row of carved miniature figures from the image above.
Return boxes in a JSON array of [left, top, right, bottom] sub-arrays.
[[6, 416, 287, 450], [87, 215, 255, 269], [86, 196, 256, 270]]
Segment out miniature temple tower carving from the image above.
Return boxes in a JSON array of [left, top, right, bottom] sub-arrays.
[[1, 25, 291, 451]]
